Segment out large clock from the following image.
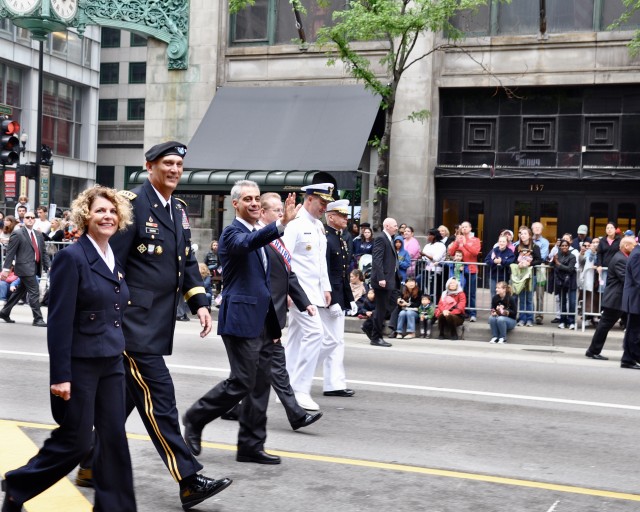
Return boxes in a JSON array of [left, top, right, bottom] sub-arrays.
[[4, 0, 39, 15], [51, 0, 77, 21]]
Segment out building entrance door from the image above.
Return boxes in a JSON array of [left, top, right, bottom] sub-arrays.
[[512, 197, 560, 243]]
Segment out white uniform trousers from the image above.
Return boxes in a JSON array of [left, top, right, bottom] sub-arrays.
[[286, 307, 326, 395], [317, 307, 347, 391]]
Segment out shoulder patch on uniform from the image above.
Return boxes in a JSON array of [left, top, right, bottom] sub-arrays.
[[118, 190, 137, 201], [176, 197, 188, 207]]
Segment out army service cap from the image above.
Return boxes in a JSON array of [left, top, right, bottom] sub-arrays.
[[301, 183, 334, 202], [326, 199, 350, 216], [145, 141, 187, 162]]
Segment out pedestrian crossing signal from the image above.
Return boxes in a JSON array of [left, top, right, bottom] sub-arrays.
[[0, 119, 20, 165]]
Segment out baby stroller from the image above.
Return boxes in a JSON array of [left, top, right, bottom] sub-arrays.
[[358, 254, 372, 287]]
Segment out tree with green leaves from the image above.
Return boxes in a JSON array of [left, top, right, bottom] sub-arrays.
[[230, 0, 500, 228]]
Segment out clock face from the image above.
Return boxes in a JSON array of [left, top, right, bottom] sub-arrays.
[[51, 0, 77, 21], [4, 0, 39, 15]]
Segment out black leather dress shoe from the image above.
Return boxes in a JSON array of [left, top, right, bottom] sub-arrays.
[[370, 338, 392, 347], [585, 351, 608, 360], [180, 474, 232, 510], [291, 411, 323, 431], [0, 312, 15, 323], [1, 480, 22, 512], [323, 389, 355, 397], [236, 449, 281, 464], [32, 320, 47, 327], [621, 362, 640, 369], [182, 414, 202, 456]]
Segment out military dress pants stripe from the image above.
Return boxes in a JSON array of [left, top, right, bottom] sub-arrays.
[[123, 351, 202, 482]]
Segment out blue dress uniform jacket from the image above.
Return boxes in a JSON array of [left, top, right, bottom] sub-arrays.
[[217, 218, 282, 339], [111, 180, 209, 355], [3, 233, 137, 511], [48, 235, 129, 383], [326, 226, 354, 309]]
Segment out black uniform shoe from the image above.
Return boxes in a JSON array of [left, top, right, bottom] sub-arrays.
[[179, 474, 232, 510], [370, 338, 392, 347], [182, 414, 202, 456], [1, 480, 22, 512], [75, 467, 94, 488], [323, 389, 355, 397], [291, 411, 323, 431], [32, 320, 47, 327], [236, 450, 281, 464], [621, 362, 640, 369], [585, 351, 608, 360], [0, 312, 15, 323]]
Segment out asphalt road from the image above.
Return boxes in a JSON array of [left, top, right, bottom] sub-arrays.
[[1, 305, 639, 511]]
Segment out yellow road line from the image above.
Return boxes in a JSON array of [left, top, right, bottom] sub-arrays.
[[5, 420, 640, 504], [0, 421, 92, 511]]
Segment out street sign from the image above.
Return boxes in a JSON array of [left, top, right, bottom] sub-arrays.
[[0, 104, 13, 116]]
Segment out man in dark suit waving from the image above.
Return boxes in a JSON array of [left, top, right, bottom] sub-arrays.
[[370, 217, 400, 347], [183, 181, 299, 464], [0, 210, 50, 326], [586, 235, 636, 361]]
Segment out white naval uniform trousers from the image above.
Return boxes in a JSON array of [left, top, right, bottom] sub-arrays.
[[281, 208, 332, 396], [317, 307, 346, 391]]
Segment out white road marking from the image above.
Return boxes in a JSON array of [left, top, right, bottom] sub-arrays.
[[546, 500, 560, 512], [3, 350, 640, 412]]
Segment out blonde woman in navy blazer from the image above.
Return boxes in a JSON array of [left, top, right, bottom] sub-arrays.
[[2, 186, 137, 512]]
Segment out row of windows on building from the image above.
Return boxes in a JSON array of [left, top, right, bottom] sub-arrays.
[[230, 0, 640, 46], [98, 98, 145, 121], [100, 61, 146, 85], [0, 63, 82, 159]]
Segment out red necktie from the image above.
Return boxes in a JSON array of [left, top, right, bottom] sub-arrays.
[[30, 231, 40, 263]]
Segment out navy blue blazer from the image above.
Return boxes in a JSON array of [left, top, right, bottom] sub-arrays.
[[47, 234, 129, 384], [217, 218, 281, 339]]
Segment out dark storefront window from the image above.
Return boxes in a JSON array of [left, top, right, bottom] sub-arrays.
[[96, 166, 115, 188], [127, 99, 145, 121], [100, 62, 119, 84], [101, 27, 121, 48], [99, 99, 118, 121], [231, 0, 347, 45], [452, 0, 639, 36], [438, 85, 640, 173]]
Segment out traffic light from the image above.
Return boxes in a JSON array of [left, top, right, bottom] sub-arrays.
[[0, 119, 20, 165]]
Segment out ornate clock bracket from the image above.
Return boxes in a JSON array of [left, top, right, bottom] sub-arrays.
[[1, 0, 190, 70]]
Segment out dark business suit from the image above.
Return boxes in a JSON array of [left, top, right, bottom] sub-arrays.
[[370, 232, 400, 340], [3, 235, 136, 511], [587, 250, 628, 355], [1, 226, 50, 322], [186, 218, 281, 452], [111, 179, 209, 482], [621, 246, 640, 365], [265, 235, 311, 425]]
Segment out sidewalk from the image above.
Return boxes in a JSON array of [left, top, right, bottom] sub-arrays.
[[6, 301, 621, 353]]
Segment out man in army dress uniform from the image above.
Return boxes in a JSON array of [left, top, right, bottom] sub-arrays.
[[83, 142, 231, 509], [320, 199, 356, 397]]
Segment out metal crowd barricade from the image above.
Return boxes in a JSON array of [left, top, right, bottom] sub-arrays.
[[411, 257, 606, 329]]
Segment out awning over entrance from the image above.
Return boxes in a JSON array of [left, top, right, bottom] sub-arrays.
[[181, 84, 380, 190], [125, 169, 339, 194]]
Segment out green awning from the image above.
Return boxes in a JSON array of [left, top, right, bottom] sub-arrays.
[[125, 169, 339, 194]]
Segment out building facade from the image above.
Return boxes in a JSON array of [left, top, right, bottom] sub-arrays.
[[0, 21, 101, 212]]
